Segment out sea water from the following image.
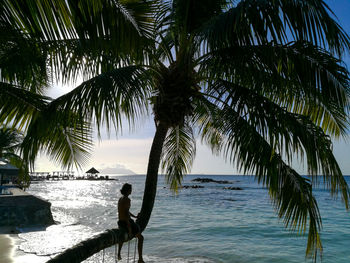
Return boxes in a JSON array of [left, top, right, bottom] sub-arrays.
[[18, 175, 350, 263]]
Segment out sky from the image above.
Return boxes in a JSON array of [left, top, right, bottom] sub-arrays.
[[35, 0, 350, 175]]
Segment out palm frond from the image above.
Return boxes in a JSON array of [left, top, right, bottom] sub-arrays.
[[0, 82, 50, 129], [171, 0, 226, 34], [0, 21, 50, 92], [0, 86, 92, 170], [119, 0, 158, 37], [161, 122, 196, 191], [44, 38, 131, 84], [200, 0, 350, 55], [21, 108, 93, 170], [0, 84, 92, 169], [0, 126, 22, 156], [154, 32, 176, 64], [2, 0, 157, 80], [0, 125, 30, 186], [205, 80, 349, 204], [200, 41, 350, 137], [8, 154, 31, 188], [195, 100, 330, 259], [50, 66, 151, 135], [2, 0, 156, 41]]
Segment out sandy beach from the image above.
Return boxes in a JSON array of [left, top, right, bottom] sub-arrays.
[[0, 234, 14, 263], [0, 185, 54, 263], [0, 230, 48, 263]]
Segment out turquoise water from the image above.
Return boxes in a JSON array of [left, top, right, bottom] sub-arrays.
[[20, 175, 350, 262]]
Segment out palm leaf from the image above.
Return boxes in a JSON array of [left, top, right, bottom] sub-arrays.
[[196, 100, 329, 259], [200, 0, 350, 55], [0, 84, 92, 169], [44, 38, 130, 84], [0, 82, 50, 129], [0, 20, 49, 92], [1, 0, 159, 85], [205, 80, 349, 203], [200, 41, 350, 136], [0, 126, 30, 187], [2, 0, 156, 42], [21, 107, 93, 169], [161, 122, 196, 191], [0, 126, 22, 157], [171, 0, 226, 34], [49, 66, 151, 135]]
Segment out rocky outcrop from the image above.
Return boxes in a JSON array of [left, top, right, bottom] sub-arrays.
[[192, 177, 232, 184], [182, 185, 204, 189], [223, 186, 243, 190], [0, 187, 54, 227]]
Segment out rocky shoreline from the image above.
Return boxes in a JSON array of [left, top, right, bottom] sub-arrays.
[[191, 177, 233, 184], [0, 187, 54, 230], [168, 177, 244, 190]]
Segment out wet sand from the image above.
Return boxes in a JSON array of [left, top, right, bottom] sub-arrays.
[[0, 229, 49, 263], [0, 234, 14, 263]]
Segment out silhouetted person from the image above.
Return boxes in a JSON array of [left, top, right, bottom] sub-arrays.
[[118, 183, 144, 263]]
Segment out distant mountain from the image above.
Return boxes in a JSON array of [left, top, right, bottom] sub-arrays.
[[99, 164, 136, 175]]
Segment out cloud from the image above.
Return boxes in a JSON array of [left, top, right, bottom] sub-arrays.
[[99, 163, 136, 175]]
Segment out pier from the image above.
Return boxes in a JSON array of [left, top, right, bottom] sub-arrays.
[[30, 171, 75, 181], [29, 171, 115, 181]]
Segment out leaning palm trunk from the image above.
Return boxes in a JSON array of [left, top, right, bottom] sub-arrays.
[[47, 122, 168, 262], [137, 122, 169, 231], [3, 1, 350, 261], [47, 229, 123, 263]]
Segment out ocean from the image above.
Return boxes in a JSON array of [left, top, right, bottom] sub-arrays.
[[17, 175, 350, 263]]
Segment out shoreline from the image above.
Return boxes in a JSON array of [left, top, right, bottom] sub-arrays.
[[0, 229, 49, 263], [0, 234, 14, 263]]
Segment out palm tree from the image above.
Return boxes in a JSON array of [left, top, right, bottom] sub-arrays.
[[0, 1, 93, 170], [0, 126, 22, 159], [1, 0, 350, 262], [0, 126, 29, 186]]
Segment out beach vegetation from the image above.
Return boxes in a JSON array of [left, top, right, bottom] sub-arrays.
[[0, 126, 30, 187], [1, 0, 350, 261]]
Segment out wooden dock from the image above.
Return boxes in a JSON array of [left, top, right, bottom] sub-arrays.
[[30, 171, 75, 181], [29, 172, 115, 181]]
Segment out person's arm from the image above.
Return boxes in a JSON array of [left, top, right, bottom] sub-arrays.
[[127, 197, 138, 218], [129, 212, 137, 218]]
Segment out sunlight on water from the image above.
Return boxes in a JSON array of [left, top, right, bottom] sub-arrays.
[[20, 175, 350, 263], [32, 180, 122, 209], [19, 224, 94, 256]]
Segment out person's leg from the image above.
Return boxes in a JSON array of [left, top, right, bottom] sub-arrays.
[[118, 242, 123, 260], [136, 233, 144, 263], [117, 220, 127, 260]]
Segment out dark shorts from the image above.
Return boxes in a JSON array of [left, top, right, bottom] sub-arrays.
[[118, 219, 140, 236]]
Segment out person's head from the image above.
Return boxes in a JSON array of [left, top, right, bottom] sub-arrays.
[[120, 183, 132, 196]]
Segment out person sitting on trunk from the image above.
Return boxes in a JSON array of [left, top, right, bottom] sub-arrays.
[[117, 183, 144, 263]]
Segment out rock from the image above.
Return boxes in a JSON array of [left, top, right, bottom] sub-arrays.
[[182, 185, 204, 189], [0, 187, 54, 228], [223, 187, 243, 190], [192, 178, 232, 184], [223, 198, 237, 202]]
